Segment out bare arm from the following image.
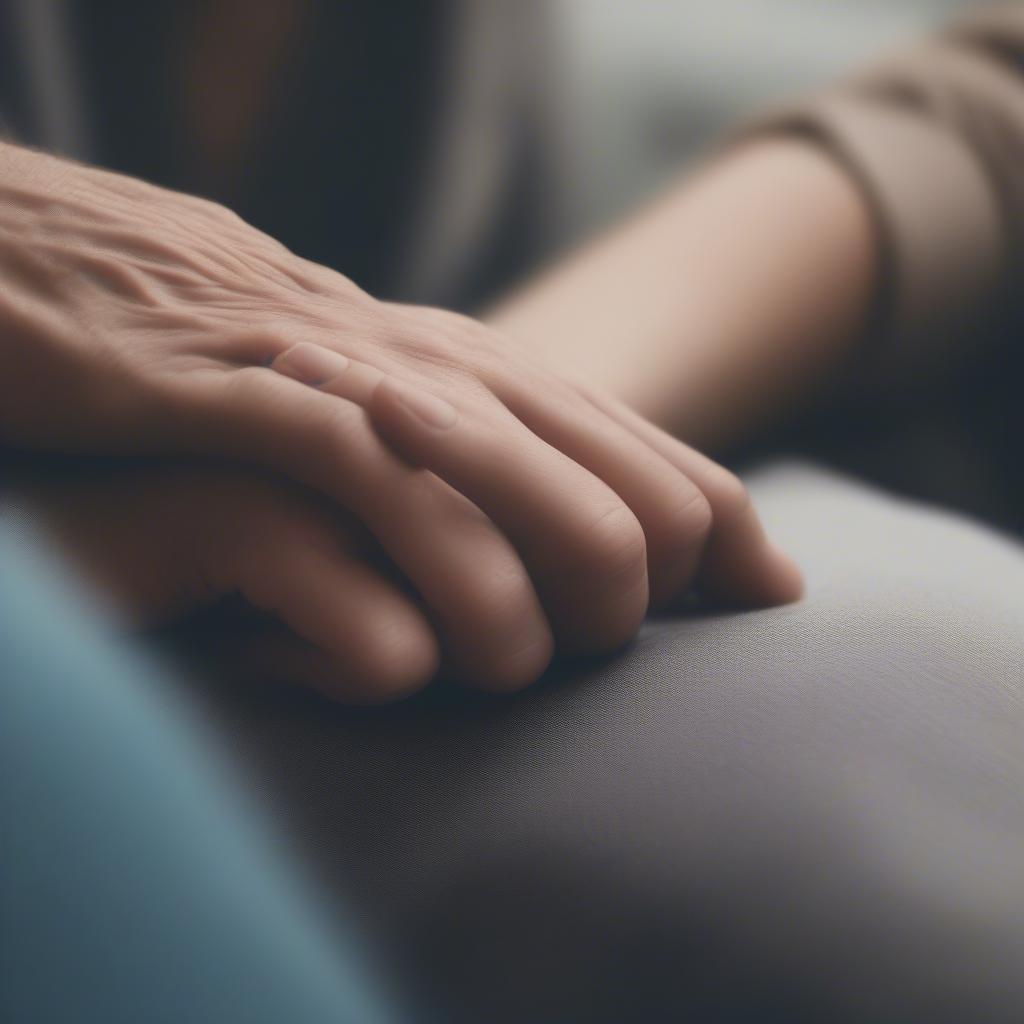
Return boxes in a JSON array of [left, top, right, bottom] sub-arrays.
[[491, 5, 1024, 451], [490, 139, 875, 449]]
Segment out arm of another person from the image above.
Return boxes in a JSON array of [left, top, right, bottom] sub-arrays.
[[490, 5, 1024, 452]]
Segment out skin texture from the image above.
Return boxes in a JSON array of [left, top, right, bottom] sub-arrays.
[[490, 139, 877, 451], [0, 141, 803, 699]]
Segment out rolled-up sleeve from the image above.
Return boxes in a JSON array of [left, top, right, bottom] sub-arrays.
[[743, 5, 1024, 362]]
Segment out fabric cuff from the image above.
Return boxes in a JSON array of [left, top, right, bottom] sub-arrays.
[[735, 94, 1005, 364]]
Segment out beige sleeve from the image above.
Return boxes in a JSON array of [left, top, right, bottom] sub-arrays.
[[742, 4, 1024, 361]]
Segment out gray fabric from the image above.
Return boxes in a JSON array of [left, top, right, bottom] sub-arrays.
[[191, 463, 1024, 1023]]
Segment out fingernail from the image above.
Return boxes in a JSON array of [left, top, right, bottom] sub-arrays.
[[273, 343, 349, 386], [386, 378, 458, 430]]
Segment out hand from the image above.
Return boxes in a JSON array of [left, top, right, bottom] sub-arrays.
[[13, 466, 447, 703], [0, 143, 802, 690]]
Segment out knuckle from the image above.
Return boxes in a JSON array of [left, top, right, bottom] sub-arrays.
[[642, 485, 714, 576], [417, 306, 485, 342], [667, 488, 714, 548], [383, 306, 497, 382], [577, 501, 648, 585], [458, 564, 554, 690], [464, 561, 536, 632], [704, 466, 751, 523], [554, 502, 648, 654], [432, 361, 489, 396], [643, 489, 713, 607]]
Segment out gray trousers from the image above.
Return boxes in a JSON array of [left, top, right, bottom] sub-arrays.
[[197, 464, 1024, 1023]]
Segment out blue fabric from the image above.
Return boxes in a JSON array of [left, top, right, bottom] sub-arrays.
[[0, 518, 395, 1024]]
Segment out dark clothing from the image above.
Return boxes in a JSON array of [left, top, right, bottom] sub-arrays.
[[0, 0, 551, 308]]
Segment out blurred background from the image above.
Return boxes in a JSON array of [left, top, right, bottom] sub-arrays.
[[0, 0, 986, 303], [554, 0, 978, 239]]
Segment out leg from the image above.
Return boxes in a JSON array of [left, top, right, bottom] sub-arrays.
[[0, 518, 394, 1024], [194, 464, 1024, 1023]]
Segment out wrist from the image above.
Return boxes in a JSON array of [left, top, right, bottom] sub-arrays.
[[654, 138, 877, 445], [489, 137, 876, 449]]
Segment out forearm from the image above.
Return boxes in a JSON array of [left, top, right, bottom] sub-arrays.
[[489, 139, 877, 450], [492, 6, 1024, 451]]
